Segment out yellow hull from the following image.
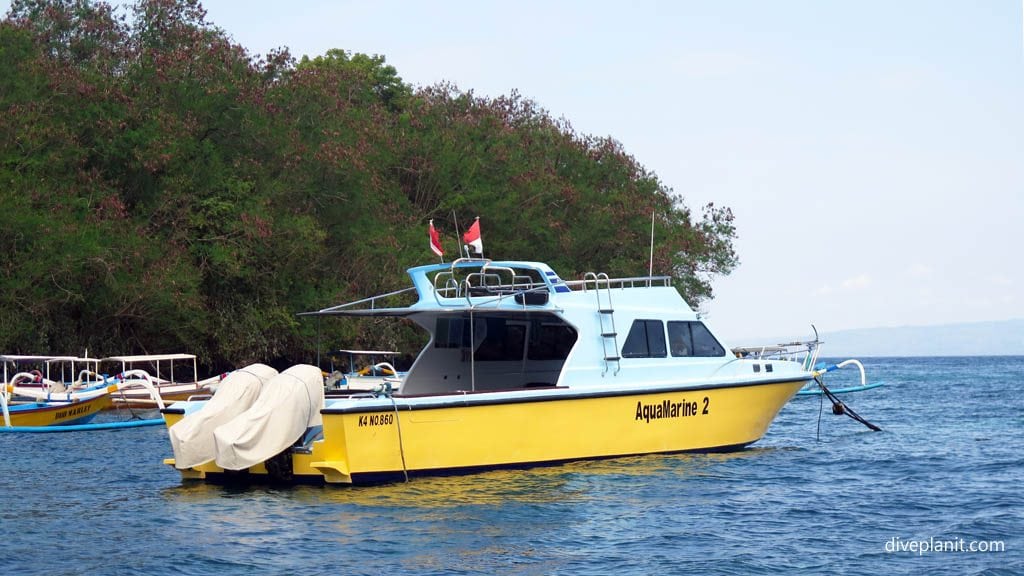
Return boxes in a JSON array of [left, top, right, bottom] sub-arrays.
[[4, 394, 111, 427], [165, 378, 805, 484]]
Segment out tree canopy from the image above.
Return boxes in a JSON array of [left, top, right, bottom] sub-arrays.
[[0, 0, 737, 371]]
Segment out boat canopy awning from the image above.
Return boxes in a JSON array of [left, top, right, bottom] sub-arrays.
[[102, 354, 197, 363], [1, 355, 82, 363], [331, 350, 400, 356]]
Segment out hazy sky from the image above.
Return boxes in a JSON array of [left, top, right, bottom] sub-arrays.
[[5, 1, 1022, 345]]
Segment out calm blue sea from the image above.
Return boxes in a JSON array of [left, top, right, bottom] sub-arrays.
[[2, 356, 1021, 575]]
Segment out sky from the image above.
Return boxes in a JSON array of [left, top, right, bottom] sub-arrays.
[[4, 0, 1023, 345]]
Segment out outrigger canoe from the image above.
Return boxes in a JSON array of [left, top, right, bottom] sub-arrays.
[[2, 370, 165, 429], [100, 354, 222, 408], [162, 257, 863, 485]]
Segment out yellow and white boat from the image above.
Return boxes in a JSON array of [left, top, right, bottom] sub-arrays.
[[1, 393, 112, 428], [2, 368, 165, 429], [162, 258, 817, 484]]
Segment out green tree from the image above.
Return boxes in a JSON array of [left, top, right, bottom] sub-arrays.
[[0, 0, 736, 370]]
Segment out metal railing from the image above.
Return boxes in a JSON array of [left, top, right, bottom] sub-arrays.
[[567, 275, 673, 292], [732, 340, 822, 372], [432, 259, 543, 306], [310, 286, 419, 315]]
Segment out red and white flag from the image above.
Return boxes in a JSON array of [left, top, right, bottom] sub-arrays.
[[429, 219, 444, 257], [463, 217, 483, 255]]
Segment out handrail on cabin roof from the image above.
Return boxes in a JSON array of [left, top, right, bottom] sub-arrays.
[[298, 259, 675, 317], [564, 275, 673, 291]]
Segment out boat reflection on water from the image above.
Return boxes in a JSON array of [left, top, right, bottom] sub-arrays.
[[157, 448, 785, 569], [162, 449, 767, 509]]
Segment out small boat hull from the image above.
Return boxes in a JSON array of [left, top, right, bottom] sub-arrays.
[[4, 394, 111, 427], [165, 377, 806, 484]]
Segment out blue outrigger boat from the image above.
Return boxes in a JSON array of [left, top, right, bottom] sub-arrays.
[[1, 366, 167, 433]]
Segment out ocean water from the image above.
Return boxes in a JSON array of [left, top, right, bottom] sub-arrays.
[[2, 356, 1021, 575]]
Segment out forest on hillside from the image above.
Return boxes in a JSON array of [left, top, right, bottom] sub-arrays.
[[0, 0, 738, 371]]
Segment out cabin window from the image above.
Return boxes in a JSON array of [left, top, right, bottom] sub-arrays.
[[527, 322, 577, 361], [474, 318, 527, 362], [434, 318, 470, 348], [621, 320, 667, 358], [667, 321, 691, 357], [668, 321, 726, 357]]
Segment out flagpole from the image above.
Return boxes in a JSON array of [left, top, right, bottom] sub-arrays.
[[473, 216, 482, 259], [452, 210, 462, 259]]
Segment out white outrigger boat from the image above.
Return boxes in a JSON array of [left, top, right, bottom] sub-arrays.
[[161, 257, 862, 485], [100, 354, 222, 408]]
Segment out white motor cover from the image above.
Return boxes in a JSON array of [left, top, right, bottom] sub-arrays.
[[169, 363, 278, 469], [213, 364, 325, 471]]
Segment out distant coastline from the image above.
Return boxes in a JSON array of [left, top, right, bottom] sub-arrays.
[[739, 319, 1024, 358]]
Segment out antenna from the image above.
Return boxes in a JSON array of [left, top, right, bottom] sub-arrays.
[[648, 208, 656, 284]]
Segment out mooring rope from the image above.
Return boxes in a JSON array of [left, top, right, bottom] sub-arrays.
[[389, 391, 410, 483], [817, 386, 825, 442], [815, 375, 882, 435]]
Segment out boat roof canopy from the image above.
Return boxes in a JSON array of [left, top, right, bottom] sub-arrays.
[[102, 354, 197, 362], [331, 350, 400, 356], [1, 355, 82, 363]]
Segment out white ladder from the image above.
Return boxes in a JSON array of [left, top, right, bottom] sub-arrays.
[[585, 272, 620, 376]]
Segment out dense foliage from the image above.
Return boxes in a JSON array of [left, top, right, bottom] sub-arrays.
[[0, 0, 737, 371]]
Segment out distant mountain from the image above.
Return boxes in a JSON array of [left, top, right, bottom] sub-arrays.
[[803, 319, 1024, 357]]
